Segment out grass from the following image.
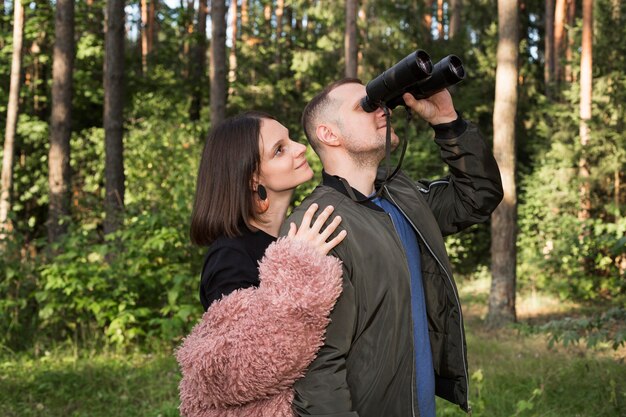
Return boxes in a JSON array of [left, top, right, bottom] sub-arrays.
[[1, 278, 625, 417], [438, 277, 626, 417], [0, 350, 181, 417]]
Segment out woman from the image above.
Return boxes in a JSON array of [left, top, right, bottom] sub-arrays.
[[177, 112, 346, 417]]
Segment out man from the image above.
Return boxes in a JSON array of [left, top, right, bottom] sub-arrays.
[[280, 79, 503, 417]]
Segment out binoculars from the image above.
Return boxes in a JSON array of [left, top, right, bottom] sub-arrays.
[[360, 50, 466, 112]]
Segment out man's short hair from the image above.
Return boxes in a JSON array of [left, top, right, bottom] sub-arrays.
[[301, 78, 362, 154]]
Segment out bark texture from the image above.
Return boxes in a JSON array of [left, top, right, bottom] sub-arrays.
[[48, 0, 75, 243], [487, 0, 519, 328]]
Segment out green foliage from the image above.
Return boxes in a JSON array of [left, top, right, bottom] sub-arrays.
[[535, 307, 626, 351]]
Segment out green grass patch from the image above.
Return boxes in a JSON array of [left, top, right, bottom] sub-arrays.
[[0, 350, 181, 417]]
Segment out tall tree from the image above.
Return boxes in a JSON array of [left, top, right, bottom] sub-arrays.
[[228, 0, 239, 87], [275, 0, 284, 68], [190, 0, 208, 121], [449, 0, 462, 40], [103, 0, 126, 236], [544, 0, 555, 92], [554, 0, 566, 84], [578, 0, 593, 222], [487, 0, 519, 328], [344, 0, 358, 78], [564, 0, 575, 82], [423, 0, 433, 42], [48, 0, 75, 243], [148, 0, 157, 54], [140, 0, 149, 74], [437, 0, 444, 39], [210, 0, 227, 127], [0, 0, 25, 240]]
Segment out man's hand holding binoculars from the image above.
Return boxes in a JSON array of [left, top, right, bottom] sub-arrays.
[[402, 89, 458, 126]]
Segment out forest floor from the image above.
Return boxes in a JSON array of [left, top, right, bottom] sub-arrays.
[[1, 277, 625, 417]]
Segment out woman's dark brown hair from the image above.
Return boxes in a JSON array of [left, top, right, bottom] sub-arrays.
[[190, 111, 275, 246]]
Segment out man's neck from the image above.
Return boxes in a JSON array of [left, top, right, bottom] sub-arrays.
[[324, 162, 378, 197]]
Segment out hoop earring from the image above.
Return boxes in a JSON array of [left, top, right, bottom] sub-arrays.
[[257, 184, 267, 201]]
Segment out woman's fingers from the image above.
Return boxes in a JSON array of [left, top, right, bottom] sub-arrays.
[[299, 203, 319, 231], [289, 203, 346, 255], [322, 229, 348, 255], [310, 205, 335, 233], [318, 214, 342, 241], [287, 222, 297, 238]]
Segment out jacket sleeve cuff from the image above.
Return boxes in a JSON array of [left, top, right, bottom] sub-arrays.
[[430, 112, 468, 139]]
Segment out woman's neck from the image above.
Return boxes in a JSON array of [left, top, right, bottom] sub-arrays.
[[249, 191, 293, 238]]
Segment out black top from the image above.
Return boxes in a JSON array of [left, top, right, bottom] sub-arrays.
[[199, 228, 276, 311]]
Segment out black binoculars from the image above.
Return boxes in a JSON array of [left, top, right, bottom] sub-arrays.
[[360, 50, 466, 112]]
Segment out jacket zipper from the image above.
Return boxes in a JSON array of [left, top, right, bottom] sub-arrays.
[[384, 187, 471, 411]]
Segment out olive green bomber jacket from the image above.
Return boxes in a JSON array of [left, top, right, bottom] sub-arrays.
[[280, 120, 503, 417]]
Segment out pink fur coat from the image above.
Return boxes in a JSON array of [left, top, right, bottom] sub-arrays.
[[176, 237, 343, 417]]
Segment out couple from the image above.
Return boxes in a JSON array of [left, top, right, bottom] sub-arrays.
[[176, 79, 503, 417]]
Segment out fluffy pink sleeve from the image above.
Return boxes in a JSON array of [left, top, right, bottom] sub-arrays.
[[176, 237, 343, 416]]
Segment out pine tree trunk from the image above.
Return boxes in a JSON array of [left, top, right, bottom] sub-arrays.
[[544, 0, 555, 93], [554, 0, 566, 84], [48, 0, 75, 244], [0, 0, 25, 240], [449, 0, 462, 40], [141, 0, 148, 74], [437, 0, 444, 39], [564, 0, 575, 83], [228, 0, 239, 87], [148, 0, 156, 53], [344, 0, 358, 78], [103, 0, 125, 236], [487, 0, 519, 328], [423, 0, 434, 42], [578, 0, 592, 223], [275, 0, 284, 69], [189, 0, 208, 121], [210, 0, 227, 127]]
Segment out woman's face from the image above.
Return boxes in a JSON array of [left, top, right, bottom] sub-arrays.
[[257, 118, 314, 194]]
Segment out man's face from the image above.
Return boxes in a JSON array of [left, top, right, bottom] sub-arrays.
[[329, 82, 399, 160]]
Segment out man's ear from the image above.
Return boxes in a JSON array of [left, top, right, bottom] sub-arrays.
[[316, 124, 340, 147]]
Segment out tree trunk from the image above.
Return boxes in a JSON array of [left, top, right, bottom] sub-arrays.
[[103, 0, 126, 236], [487, 0, 519, 328], [344, 0, 358, 78], [544, 0, 555, 93], [275, 0, 284, 68], [437, 0, 444, 39], [554, 0, 566, 84], [190, 0, 208, 121], [141, 0, 148, 74], [228, 0, 239, 88], [423, 0, 434, 42], [578, 0, 592, 223], [48, 0, 75, 244], [241, 0, 249, 42], [210, 0, 227, 127], [449, 0, 462, 40], [0, 0, 25, 240], [148, 0, 157, 54], [564, 0, 575, 83]]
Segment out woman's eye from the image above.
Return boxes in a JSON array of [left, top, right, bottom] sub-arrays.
[[274, 145, 284, 156]]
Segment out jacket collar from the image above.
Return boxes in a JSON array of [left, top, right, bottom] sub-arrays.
[[321, 170, 385, 212]]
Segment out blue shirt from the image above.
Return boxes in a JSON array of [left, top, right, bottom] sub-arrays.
[[373, 196, 436, 417]]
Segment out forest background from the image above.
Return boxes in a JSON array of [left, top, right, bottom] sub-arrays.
[[0, 0, 625, 416]]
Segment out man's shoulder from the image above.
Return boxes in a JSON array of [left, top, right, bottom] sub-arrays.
[[280, 186, 349, 235]]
